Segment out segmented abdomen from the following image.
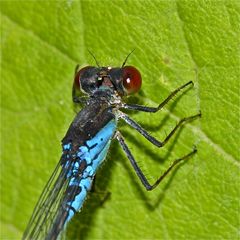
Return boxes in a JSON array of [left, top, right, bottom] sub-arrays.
[[46, 120, 116, 239]]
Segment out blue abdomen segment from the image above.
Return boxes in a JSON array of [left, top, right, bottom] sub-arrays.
[[62, 120, 116, 225]]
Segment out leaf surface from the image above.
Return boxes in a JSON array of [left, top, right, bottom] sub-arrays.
[[1, 1, 239, 239]]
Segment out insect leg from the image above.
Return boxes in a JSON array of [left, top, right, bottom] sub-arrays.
[[72, 64, 80, 103], [122, 81, 193, 112], [90, 176, 97, 192], [119, 112, 201, 147], [90, 176, 111, 206], [115, 131, 197, 191]]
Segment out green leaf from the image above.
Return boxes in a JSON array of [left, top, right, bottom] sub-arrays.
[[1, 1, 239, 239]]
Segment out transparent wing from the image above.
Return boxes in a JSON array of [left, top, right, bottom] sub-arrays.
[[23, 116, 116, 239], [22, 154, 77, 240]]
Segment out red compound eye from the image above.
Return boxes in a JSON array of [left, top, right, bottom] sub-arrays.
[[74, 66, 92, 89], [122, 66, 142, 94]]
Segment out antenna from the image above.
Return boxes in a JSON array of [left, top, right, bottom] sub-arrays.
[[88, 50, 100, 67], [121, 49, 135, 68]]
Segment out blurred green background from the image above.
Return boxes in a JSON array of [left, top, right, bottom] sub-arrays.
[[1, 1, 239, 239]]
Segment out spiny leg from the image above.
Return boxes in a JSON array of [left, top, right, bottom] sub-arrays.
[[119, 112, 201, 147], [90, 176, 111, 206], [115, 131, 197, 191], [72, 64, 80, 103], [122, 81, 193, 112]]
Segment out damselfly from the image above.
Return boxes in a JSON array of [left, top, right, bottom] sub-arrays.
[[23, 52, 201, 240]]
